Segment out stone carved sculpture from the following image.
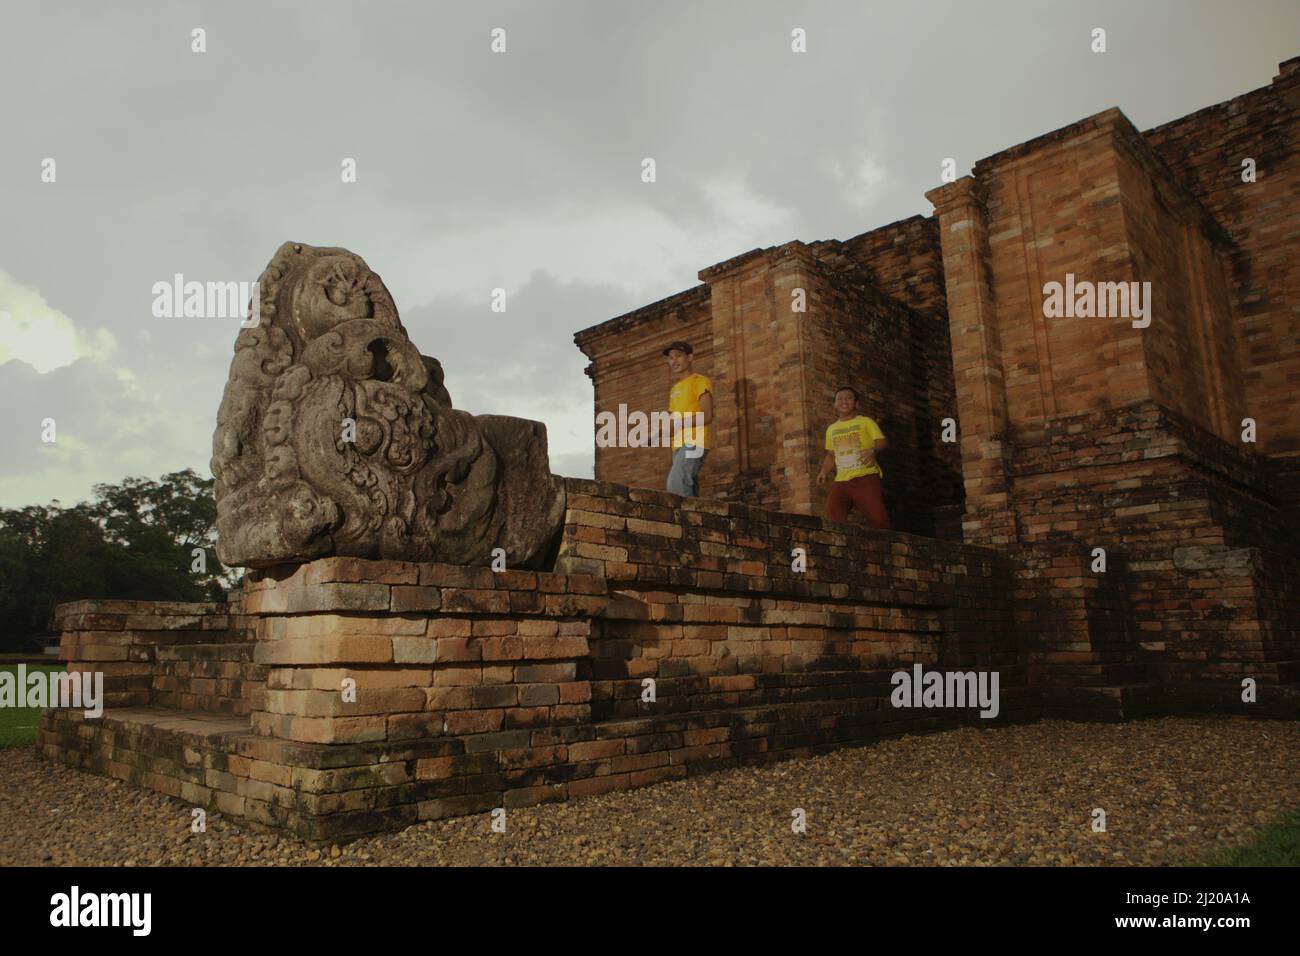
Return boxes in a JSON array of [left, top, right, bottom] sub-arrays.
[[211, 242, 566, 568]]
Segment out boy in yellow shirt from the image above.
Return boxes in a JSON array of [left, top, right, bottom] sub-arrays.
[[663, 340, 713, 497], [816, 386, 891, 529]]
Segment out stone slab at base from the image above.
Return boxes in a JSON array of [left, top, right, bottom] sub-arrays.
[[42, 690, 1038, 843]]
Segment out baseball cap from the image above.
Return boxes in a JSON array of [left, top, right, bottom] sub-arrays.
[[662, 340, 694, 356]]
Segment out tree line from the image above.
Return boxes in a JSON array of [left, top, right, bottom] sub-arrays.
[[0, 469, 232, 651]]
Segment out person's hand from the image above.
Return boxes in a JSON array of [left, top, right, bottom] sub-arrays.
[[816, 469, 829, 486]]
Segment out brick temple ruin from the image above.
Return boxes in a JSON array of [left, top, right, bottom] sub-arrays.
[[42, 58, 1299, 841]]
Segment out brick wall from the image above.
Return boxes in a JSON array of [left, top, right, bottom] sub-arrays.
[[578, 239, 965, 537], [557, 479, 1025, 722], [1003, 402, 1300, 714], [926, 99, 1299, 716], [798, 253, 964, 536], [42, 470, 1296, 840], [43, 478, 1030, 841], [827, 216, 964, 537], [970, 110, 1159, 432], [1111, 121, 1246, 443], [52, 599, 257, 711], [1145, 57, 1300, 457], [153, 639, 261, 716], [575, 285, 713, 495], [836, 214, 948, 320]]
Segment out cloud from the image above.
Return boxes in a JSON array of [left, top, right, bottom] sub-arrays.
[[0, 337, 225, 510], [400, 270, 624, 473], [825, 151, 891, 209], [0, 270, 117, 373], [382, 177, 795, 316], [0, 0, 1295, 511]]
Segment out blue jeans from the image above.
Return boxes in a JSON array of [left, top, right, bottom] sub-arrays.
[[666, 445, 707, 497]]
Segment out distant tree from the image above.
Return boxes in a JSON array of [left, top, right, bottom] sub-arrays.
[[84, 469, 229, 598], [0, 469, 233, 650]]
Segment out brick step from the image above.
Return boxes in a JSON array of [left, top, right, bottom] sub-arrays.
[[156, 641, 256, 662], [49, 705, 250, 739], [42, 695, 1035, 842]]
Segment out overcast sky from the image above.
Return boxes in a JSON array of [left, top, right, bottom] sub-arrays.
[[1, 0, 1296, 508]]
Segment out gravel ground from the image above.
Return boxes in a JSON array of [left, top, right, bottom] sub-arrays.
[[2, 716, 1296, 866]]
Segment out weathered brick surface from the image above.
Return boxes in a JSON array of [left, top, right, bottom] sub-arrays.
[[42, 480, 1035, 841], [575, 239, 964, 538], [1145, 57, 1300, 457], [52, 600, 259, 711], [924, 84, 1300, 714], [573, 285, 713, 496], [153, 641, 262, 716]]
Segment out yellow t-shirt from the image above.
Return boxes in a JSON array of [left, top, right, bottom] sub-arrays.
[[668, 373, 711, 450], [825, 415, 885, 481]]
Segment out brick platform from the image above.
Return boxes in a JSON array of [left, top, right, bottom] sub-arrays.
[[41, 476, 1295, 841], [43, 478, 1039, 841]]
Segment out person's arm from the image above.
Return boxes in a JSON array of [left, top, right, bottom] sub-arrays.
[[858, 429, 887, 470], [817, 449, 836, 485], [698, 390, 714, 427]]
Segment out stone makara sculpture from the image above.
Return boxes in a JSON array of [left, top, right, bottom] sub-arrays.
[[212, 242, 566, 568]]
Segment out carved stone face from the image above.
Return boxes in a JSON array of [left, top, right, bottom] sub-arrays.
[[211, 242, 565, 569], [300, 318, 428, 393], [291, 255, 376, 341], [290, 373, 444, 556]]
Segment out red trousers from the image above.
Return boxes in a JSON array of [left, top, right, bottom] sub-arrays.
[[826, 475, 891, 529]]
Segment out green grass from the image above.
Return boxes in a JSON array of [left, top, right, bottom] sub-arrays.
[[0, 663, 65, 748], [1198, 809, 1300, 866]]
